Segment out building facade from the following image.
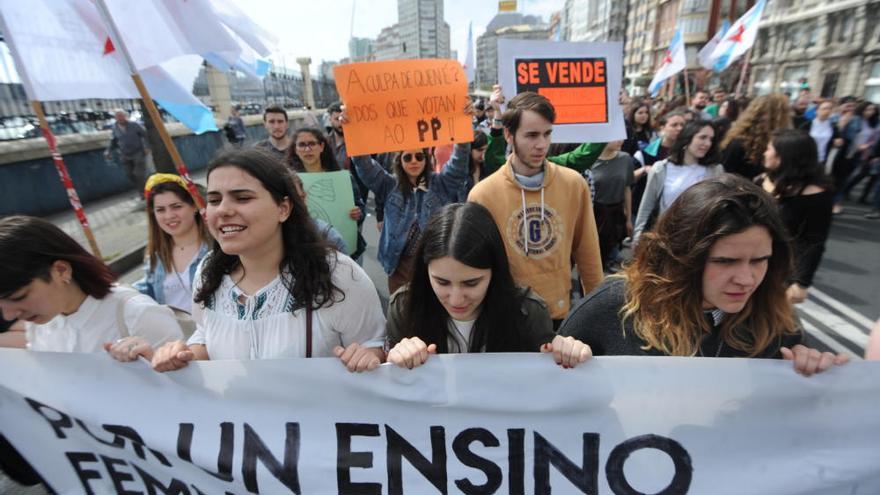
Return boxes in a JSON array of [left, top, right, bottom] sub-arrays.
[[563, 0, 627, 42], [396, 0, 451, 59], [374, 24, 402, 61], [348, 37, 376, 62], [624, 0, 659, 87], [749, 0, 880, 100], [476, 12, 548, 89]]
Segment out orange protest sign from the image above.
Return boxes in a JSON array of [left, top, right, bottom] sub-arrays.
[[333, 59, 472, 156], [514, 58, 608, 125]]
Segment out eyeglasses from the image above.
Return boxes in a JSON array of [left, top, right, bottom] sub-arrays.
[[296, 141, 320, 150], [402, 152, 425, 163]]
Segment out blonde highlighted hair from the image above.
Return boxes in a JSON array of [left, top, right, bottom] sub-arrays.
[[619, 174, 797, 356], [721, 93, 792, 165]]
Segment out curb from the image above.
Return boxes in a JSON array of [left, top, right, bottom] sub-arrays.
[[109, 244, 146, 278]]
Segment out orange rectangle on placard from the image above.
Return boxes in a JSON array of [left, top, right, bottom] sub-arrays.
[[537, 86, 608, 124], [333, 59, 472, 156]]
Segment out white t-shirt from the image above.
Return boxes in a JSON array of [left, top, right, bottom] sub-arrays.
[[26, 286, 183, 353], [661, 163, 708, 211], [447, 318, 477, 353], [162, 268, 193, 313], [810, 119, 834, 163], [187, 253, 386, 359]]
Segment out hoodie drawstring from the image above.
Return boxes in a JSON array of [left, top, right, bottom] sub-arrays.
[[520, 187, 546, 257]]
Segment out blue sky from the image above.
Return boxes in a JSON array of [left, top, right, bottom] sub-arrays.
[[233, 0, 566, 67]]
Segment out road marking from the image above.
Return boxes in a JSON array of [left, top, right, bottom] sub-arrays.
[[798, 298, 869, 348], [809, 287, 876, 330], [799, 319, 861, 360]]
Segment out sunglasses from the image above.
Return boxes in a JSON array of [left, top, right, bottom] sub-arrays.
[[296, 141, 320, 149], [402, 152, 425, 163]]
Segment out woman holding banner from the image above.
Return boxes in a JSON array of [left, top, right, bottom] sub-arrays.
[[559, 174, 848, 376], [345, 100, 475, 293], [0, 216, 182, 358], [385, 202, 592, 369], [150, 148, 386, 373]]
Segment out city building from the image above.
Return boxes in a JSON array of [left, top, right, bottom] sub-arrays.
[[749, 0, 880, 100], [563, 0, 627, 42], [396, 0, 451, 59], [623, 0, 659, 89], [348, 37, 375, 62], [374, 24, 402, 61], [476, 11, 548, 89]]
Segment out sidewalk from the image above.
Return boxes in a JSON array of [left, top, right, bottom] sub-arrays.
[[44, 170, 208, 275]]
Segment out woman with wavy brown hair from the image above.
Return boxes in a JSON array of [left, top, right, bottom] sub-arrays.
[[721, 94, 792, 179], [560, 174, 848, 376]]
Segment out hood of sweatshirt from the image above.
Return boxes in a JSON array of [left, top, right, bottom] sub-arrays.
[[502, 157, 559, 257]]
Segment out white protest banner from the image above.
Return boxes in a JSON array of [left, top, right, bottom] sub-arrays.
[[497, 39, 626, 144], [1, 350, 878, 494]]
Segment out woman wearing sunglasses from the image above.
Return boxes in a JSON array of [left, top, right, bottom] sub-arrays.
[[354, 145, 471, 293], [351, 113, 472, 292]]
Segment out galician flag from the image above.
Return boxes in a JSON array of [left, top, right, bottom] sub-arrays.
[[648, 28, 686, 97], [709, 0, 767, 72], [462, 22, 475, 83], [698, 19, 730, 71]]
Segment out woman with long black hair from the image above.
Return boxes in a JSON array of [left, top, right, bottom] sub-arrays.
[[150, 148, 386, 372], [757, 129, 833, 304], [385, 202, 592, 369]]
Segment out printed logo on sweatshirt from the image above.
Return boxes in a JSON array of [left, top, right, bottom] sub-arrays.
[[505, 204, 563, 258]]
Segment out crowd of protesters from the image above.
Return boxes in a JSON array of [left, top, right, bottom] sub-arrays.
[[1, 78, 878, 486]]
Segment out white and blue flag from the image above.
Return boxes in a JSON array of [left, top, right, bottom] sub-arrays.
[[648, 28, 686, 97], [709, 0, 767, 72]]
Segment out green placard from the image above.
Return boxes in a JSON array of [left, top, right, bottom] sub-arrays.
[[298, 171, 358, 255]]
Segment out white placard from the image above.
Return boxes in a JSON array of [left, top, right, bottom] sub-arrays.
[[497, 39, 626, 144], [1, 350, 878, 494]]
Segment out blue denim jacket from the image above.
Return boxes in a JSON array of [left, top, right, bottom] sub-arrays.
[[133, 243, 210, 304], [354, 143, 471, 274]]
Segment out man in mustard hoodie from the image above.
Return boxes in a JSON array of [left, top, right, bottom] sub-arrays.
[[468, 92, 603, 326]]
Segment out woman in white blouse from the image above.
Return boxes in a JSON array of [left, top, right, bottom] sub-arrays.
[[0, 216, 182, 356], [150, 148, 386, 372], [633, 120, 724, 242]]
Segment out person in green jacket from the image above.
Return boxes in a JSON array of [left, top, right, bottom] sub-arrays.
[[482, 85, 606, 176]]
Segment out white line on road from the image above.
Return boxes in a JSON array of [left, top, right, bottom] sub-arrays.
[[798, 298, 869, 348], [799, 319, 861, 360], [809, 287, 876, 330]]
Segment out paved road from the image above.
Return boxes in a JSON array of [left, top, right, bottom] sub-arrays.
[[795, 197, 878, 359]]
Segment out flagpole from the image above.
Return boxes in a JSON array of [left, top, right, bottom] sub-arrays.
[[94, 0, 205, 210], [683, 67, 691, 105], [30, 101, 103, 259], [735, 47, 753, 98], [0, 13, 104, 258]]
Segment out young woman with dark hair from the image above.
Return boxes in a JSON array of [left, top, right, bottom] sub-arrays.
[[150, 148, 386, 372], [712, 97, 740, 142], [385, 202, 591, 369], [757, 129, 833, 304], [287, 127, 366, 259], [134, 174, 212, 313], [560, 174, 848, 375], [632, 119, 724, 242], [631, 110, 686, 217], [0, 216, 182, 357], [622, 99, 655, 156], [456, 131, 490, 202]]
